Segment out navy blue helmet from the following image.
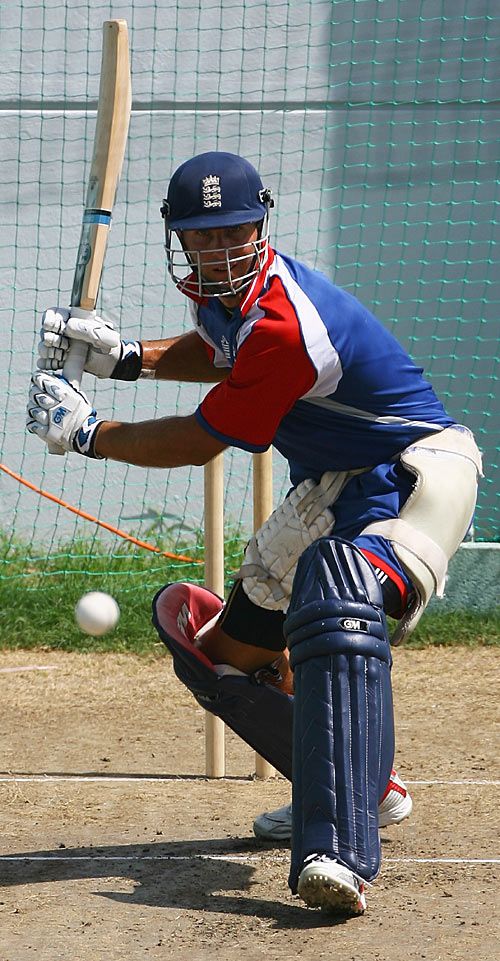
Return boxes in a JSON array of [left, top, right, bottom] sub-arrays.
[[161, 152, 274, 298]]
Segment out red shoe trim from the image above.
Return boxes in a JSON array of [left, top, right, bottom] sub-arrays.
[[380, 773, 407, 802]]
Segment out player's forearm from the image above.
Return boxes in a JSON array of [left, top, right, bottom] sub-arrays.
[[94, 413, 226, 467], [141, 331, 226, 383]]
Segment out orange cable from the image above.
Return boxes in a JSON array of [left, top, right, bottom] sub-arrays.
[[0, 462, 202, 565]]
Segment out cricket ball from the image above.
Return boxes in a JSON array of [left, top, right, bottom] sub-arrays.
[[75, 591, 120, 637]]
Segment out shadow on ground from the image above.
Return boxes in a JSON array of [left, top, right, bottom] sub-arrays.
[[0, 837, 353, 929]]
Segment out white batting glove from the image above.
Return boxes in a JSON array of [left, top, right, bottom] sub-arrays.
[[26, 371, 104, 458], [37, 307, 142, 381]]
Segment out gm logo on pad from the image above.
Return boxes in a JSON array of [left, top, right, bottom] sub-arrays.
[[340, 617, 369, 632]]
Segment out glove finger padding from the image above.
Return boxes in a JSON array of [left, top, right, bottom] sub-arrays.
[[39, 331, 69, 351], [41, 307, 71, 335], [38, 307, 128, 379], [26, 372, 103, 458], [41, 307, 120, 351], [37, 334, 68, 372], [63, 314, 121, 352], [28, 376, 66, 407]]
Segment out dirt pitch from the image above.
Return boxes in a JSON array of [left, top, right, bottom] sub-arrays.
[[0, 645, 498, 961]]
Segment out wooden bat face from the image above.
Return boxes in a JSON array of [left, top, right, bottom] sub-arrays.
[[70, 19, 131, 313]]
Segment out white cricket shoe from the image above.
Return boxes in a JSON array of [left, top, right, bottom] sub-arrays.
[[297, 854, 367, 915], [253, 801, 293, 840], [378, 768, 413, 826], [253, 768, 413, 841]]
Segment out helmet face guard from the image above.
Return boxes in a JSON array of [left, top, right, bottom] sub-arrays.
[[163, 215, 271, 298], [160, 152, 274, 298]]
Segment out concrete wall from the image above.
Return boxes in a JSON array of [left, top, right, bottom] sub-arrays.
[[428, 544, 499, 612]]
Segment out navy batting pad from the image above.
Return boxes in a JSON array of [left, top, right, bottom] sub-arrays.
[[285, 538, 394, 889]]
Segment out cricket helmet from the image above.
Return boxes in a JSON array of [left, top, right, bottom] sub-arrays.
[[160, 151, 274, 298]]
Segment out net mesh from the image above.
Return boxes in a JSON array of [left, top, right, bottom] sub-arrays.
[[1, 1, 498, 601]]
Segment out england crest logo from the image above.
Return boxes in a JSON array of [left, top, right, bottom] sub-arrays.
[[202, 175, 222, 209]]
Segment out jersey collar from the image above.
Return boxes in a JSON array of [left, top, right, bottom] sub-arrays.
[[239, 245, 275, 316]]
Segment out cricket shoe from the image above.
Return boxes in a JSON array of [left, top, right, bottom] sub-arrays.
[[378, 768, 413, 826], [253, 769, 412, 841], [297, 854, 366, 916]]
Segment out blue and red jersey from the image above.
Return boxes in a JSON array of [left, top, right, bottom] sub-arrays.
[[188, 247, 456, 605], [192, 247, 453, 473]]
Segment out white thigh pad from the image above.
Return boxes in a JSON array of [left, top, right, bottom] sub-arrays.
[[362, 425, 483, 643], [239, 471, 357, 611]]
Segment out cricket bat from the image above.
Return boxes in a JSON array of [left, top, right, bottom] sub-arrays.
[[49, 19, 131, 452]]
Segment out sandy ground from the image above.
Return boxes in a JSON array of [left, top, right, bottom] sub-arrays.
[[0, 645, 498, 961]]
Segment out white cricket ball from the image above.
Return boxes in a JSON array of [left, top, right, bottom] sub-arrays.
[[75, 591, 120, 637]]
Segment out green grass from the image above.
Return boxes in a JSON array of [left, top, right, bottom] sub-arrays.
[[0, 532, 242, 654], [0, 534, 498, 653], [391, 609, 499, 649]]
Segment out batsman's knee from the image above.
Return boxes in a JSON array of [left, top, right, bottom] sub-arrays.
[[285, 536, 392, 668]]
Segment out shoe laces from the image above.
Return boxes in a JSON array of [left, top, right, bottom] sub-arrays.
[[302, 853, 368, 889]]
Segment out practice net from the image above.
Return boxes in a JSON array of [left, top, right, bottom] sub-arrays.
[[1, 0, 498, 606]]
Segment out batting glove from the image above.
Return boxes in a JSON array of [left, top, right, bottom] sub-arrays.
[[37, 307, 142, 381], [26, 371, 104, 458]]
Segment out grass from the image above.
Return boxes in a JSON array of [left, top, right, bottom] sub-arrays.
[[0, 534, 498, 653], [0, 532, 229, 654], [389, 609, 499, 649]]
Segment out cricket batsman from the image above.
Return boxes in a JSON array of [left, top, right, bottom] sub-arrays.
[[28, 152, 482, 916]]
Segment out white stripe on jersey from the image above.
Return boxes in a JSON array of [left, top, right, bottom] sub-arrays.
[[235, 307, 262, 351], [267, 255, 344, 398], [305, 394, 446, 431]]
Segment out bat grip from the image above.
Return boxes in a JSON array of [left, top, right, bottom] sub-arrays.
[[47, 311, 91, 455], [62, 337, 88, 388]]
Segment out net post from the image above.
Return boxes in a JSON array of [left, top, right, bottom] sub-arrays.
[[204, 454, 225, 778], [252, 448, 276, 779]]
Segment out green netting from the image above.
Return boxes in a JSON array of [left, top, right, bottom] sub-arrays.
[[1, 1, 498, 604]]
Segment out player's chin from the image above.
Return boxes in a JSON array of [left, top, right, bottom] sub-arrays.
[[202, 274, 233, 295], [198, 264, 252, 300]]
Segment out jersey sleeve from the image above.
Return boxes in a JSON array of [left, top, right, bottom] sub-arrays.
[[195, 284, 317, 451]]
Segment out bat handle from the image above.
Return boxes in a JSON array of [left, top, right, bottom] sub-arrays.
[[62, 335, 89, 388], [47, 309, 91, 455]]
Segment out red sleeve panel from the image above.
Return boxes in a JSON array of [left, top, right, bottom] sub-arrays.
[[195, 276, 317, 451], [202, 340, 215, 363]]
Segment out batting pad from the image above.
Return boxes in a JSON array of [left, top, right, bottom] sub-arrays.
[[152, 583, 294, 777], [284, 538, 394, 890]]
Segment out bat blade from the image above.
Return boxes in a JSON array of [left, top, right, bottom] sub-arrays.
[[71, 19, 132, 312], [48, 19, 131, 453]]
